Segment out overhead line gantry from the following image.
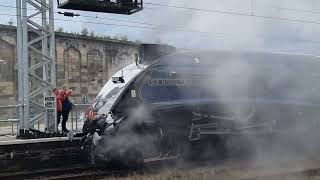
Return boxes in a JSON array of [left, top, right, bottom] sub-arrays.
[[16, 0, 143, 138]]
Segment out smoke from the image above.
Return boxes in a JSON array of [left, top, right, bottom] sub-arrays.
[[92, 1, 320, 176], [90, 50, 320, 180], [144, 0, 261, 49], [148, 50, 320, 179], [198, 51, 320, 175], [95, 105, 160, 162], [205, 56, 257, 123], [144, 0, 320, 55]]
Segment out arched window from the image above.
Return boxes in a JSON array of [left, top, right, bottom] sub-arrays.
[[63, 48, 81, 81], [0, 39, 14, 82], [87, 50, 103, 86]]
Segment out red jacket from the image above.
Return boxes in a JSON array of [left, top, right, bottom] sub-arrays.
[[54, 90, 72, 112]]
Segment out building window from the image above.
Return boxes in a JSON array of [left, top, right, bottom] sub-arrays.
[[63, 47, 81, 80], [0, 40, 14, 82], [87, 50, 103, 87]]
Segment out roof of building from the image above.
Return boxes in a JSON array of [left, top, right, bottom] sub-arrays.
[[0, 24, 139, 45]]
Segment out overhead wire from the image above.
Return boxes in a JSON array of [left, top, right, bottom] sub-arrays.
[[273, 6, 320, 15], [2, 3, 320, 28], [0, 12, 230, 37], [0, 3, 319, 45], [143, 2, 320, 26], [0, 9, 319, 46], [0, 3, 191, 30], [0, 4, 233, 37]]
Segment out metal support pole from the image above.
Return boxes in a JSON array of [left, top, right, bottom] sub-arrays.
[[71, 108, 74, 131], [49, 0, 56, 88], [42, 1, 48, 130], [16, 0, 56, 133], [75, 108, 78, 132], [21, 0, 30, 130], [16, 0, 24, 133], [49, 0, 57, 132]]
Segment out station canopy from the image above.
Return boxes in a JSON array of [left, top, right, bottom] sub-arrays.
[[57, 0, 143, 15]]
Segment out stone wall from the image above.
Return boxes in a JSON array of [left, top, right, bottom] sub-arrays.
[[0, 25, 140, 105]]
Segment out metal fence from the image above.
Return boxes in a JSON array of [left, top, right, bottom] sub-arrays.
[[69, 103, 91, 132], [0, 105, 20, 136], [0, 103, 91, 136]]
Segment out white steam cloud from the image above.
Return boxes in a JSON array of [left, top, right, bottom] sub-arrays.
[[144, 0, 320, 54]]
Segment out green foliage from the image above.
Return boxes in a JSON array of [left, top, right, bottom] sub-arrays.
[[54, 28, 138, 42], [89, 31, 95, 37], [8, 18, 14, 26], [56, 27, 64, 33], [112, 34, 128, 41], [120, 35, 128, 41]]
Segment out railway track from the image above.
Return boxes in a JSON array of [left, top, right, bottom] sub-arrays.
[[243, 168, 320, 180], [0, 156, 178, 180], [191, 158, 320, 180], [3, 156, 320, 180], [0, 165, 130, 180], [2, 136, 320, 180]]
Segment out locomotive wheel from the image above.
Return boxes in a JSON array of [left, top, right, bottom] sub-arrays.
[[185, 136, 227, 162], [103, 146, 144, 169], [122, 147, 144, 169]]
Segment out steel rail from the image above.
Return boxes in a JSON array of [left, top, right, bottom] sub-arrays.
[[0, 156, 178, 180]]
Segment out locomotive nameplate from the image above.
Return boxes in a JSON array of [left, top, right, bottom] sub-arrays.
[[148, 78, 199, 86]]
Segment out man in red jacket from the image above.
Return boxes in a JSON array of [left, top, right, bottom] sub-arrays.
[[53, 87, 72, 132]]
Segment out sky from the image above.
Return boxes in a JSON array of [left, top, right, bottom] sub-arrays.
[[1, 0, 320, 55]]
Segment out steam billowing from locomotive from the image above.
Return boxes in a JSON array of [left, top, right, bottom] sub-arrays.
[[81, 50, 320, 167]]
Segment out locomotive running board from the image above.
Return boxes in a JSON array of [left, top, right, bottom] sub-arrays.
[[189, 121, 275, 141], [144, 156, 179, 163]]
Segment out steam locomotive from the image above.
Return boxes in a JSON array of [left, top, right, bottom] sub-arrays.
[[80, 50, 320, 167]]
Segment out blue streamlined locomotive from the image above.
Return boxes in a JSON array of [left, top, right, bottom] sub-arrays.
[[80, 50, 320, 167]]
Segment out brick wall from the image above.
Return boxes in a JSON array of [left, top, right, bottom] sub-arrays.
[[0, 25, 140, 105]]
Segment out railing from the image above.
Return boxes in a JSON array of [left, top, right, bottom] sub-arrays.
[[69, 103, 91, 132], [0, 103, 91, 136], [0, 105, 20, 136]]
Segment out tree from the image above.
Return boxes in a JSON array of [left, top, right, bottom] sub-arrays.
[[112, 34, 120, 40], [119, 35, 128, 41], [81, 27, 89, 36], [112, 34, 128, 41], [89, 31, 95, 37], [56, 27, 64, 33], [8, 18, 14, 26]]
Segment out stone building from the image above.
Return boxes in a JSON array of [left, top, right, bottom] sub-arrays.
[[55, 32, 140, 103], [0, 24, 140, 105]]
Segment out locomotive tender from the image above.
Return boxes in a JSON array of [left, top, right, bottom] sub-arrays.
[[81, 50, 320, 166]]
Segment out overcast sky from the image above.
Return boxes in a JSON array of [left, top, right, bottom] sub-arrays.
[[1, 0, 320, 55]]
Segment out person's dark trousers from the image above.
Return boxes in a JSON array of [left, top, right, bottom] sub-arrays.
[[57, 111, 62, 128], [61, 110, 70, 132]]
